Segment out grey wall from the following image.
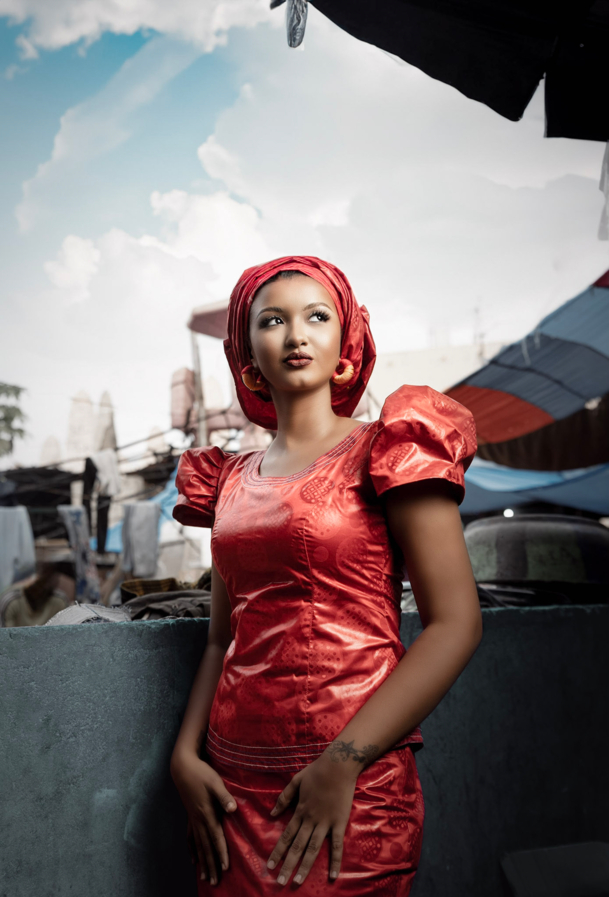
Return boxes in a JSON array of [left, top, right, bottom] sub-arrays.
[[0, 607, 607, 897], [405, 606, 609, 897]]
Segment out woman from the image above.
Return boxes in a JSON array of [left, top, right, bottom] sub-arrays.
[[171, 256, 482, 895]]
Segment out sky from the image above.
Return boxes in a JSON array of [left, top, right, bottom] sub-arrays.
[[1, 0, 607, 468]]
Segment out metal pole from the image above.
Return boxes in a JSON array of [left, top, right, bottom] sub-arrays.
[[191, 330, 207, 446]]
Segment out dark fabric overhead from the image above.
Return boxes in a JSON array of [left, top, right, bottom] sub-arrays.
[[545, 1, 609, 140], [476, 393, 609, 469], [0, 467, 80, 538], [311, 0, 608, 139]]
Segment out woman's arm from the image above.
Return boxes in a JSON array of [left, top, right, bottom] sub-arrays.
[[170, 561, 236, 886], [171, 561, 232, 762], [267, 479, 482, 886], [326, 479, 482, 759]]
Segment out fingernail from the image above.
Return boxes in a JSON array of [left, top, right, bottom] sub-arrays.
[[294, 874, 302, 884], [200, 871, 206, 880], [270, 808, 277, 816], [267, 859, 275, 869], [277, 875, 286, 885], [227, 801, 236, 811], [210, 878, 216, 886], [330, 871, 338, 879], [222, 862, 228, 871]]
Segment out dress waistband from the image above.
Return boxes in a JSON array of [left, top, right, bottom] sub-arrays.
[[206, 726, 424, 772], [206, 727, 332, 771]]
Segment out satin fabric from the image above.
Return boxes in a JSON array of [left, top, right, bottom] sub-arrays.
[[224, 255, 376, 430], [173, 385, 476, 894], [206, 747, 424, 896]]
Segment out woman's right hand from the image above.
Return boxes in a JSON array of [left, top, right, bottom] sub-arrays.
[[171, 751, 237, 886]]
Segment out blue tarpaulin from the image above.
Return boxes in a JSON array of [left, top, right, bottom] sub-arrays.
[[447, 270, 609, 445], [462, 458, 609, 516]]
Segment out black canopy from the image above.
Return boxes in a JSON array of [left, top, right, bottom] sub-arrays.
[[277, 0, 608, 140]]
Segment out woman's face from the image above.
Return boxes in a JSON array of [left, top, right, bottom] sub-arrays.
[[248, 275, 342, 396]]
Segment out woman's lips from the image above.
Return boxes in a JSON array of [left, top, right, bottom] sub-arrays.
[[284, 357, 313, 368]]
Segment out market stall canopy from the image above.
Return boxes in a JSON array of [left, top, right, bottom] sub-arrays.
[[462, 458, 609, 516], [273, 0, 608, 140], [188, 302, 228, 339], [445, 270, 609, 468]]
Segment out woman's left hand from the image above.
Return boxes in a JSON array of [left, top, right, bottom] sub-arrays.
[[267, 751, 358, 886]]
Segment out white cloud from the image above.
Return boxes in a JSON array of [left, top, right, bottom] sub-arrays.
[[44, 235, 101, 301], [198, 135, 246, 196], [42, 188, 269, 309], [148, 189, 269, 295], [0, 0, 272, 52], [4, 62, 27, 79], [15, 32, 38, 58], [14, 188, 267, 462], [307, 199, 351, 228], [15, 35, 203, 232]]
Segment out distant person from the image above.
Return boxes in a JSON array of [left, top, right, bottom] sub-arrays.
[[0, 563, 68, 627], [170, 256, 482, 895]]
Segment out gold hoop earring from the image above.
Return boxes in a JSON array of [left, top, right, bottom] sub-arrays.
[[331, 358, 354, 386], [241, 365, 266, 392]]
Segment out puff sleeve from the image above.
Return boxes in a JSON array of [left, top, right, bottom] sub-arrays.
[[172, 446, 227, 527], [369, 385, 477, 504]]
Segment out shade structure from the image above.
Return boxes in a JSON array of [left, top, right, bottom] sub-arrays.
[[446, 271, 609, 458], [188, 302, 228, 339], [305, 0, 609, 139], [462, 458, 609, 517]]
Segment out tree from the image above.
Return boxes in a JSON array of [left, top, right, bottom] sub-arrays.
[[0, 383, 26, 457]]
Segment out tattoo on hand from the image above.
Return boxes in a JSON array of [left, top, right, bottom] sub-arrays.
[[327, 740, 379, 766]]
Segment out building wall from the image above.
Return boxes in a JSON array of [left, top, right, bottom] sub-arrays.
[[0, 606, 606, 897]]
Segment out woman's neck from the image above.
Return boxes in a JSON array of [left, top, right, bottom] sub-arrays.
[[270, 385, 343, 450]]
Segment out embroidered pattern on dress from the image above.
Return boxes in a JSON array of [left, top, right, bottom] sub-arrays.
[[241, 421, 375, 487]]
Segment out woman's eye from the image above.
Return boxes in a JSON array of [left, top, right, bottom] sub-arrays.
[[310, 310, 330, 322], [260, 315, 283, 328]]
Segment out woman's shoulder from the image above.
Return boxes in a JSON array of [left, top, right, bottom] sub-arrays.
[[368, 384, 477, 502], [173, 446, 247, 527], [379, 383, 475, 432]]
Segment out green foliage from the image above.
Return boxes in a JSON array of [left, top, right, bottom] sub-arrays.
[[0, 383, 27, 457]]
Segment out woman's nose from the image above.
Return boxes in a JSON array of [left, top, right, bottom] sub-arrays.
[[285, 325, 308, 347]]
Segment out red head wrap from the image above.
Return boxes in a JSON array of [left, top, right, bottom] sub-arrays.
[[224, 256, 376, 430]]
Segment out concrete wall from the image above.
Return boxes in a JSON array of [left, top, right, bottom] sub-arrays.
[[406, 606, 609, 896], [1, 606, 607, 897]]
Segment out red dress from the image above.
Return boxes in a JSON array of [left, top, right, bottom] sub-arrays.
[[174, 385, 476, 896]]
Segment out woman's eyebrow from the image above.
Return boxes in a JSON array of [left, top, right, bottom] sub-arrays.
[[256, 302, 333, 318], [303, 302, 333, 311], [256, 305, 284, 317]]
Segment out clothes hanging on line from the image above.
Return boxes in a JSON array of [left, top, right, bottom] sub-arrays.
[[58, 505, 101, 603], [122, 502, 161, 578], [83, 450, 121, 554], [0, 506, 36, 594], [91, 449, 121, 497]]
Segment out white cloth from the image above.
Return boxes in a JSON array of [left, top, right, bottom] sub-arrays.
[[0, 506, 36, 593], [91, 449, 121, 497], [122, 502, 161, 578]]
